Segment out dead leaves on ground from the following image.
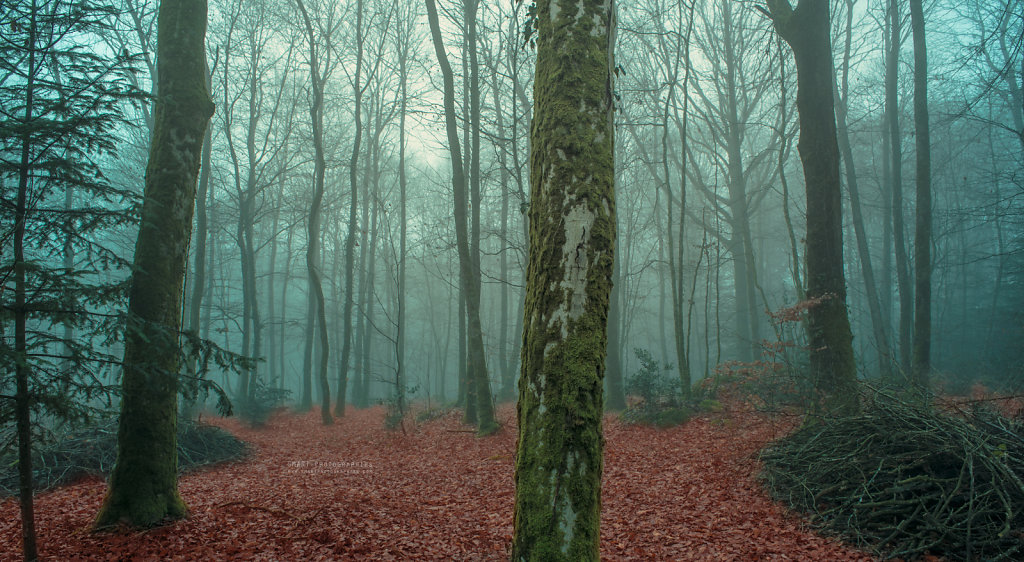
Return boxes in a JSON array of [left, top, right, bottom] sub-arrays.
[[0, 405, 875, 560]]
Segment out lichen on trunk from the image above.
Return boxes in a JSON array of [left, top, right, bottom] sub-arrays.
[[512, 0, 616, 559]]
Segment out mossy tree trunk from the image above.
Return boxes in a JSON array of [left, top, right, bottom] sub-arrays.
[[766, 0, 858, 416], [95, 0, 214, 528], [512, 1, 616, 559]]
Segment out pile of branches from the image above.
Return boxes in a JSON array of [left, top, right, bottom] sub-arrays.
[[1, 417, 248, 496], [760, 392, 1024, 561]]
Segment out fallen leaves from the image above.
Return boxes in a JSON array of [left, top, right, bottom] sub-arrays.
[[0, 404, 877, 560]]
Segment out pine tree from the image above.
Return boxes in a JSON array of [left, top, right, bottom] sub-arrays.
[[0, 1, 145, 557]]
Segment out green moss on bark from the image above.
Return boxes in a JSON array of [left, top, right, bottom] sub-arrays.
[[95, 0, 214, 529], [513, 1, 615, 559]]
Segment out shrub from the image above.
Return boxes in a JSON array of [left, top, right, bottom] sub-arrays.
[[237, 381, 290, 427], [621, 349, 692, 428]]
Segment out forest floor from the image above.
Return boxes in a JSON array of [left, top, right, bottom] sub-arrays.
[[0, 403, 879, 561]]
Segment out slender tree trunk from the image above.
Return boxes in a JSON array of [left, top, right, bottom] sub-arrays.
[[14, 6, 39, 555], [512, 0, 615, 557], [488, 42, 514, 402], [278, 224, 292, 390], [424, 0, 496, 434], [887, 0, 913, 374], [776, 39, 804, 302], [909, 0, 930, 387], [466, 0, 494, 429], [457, 285, 467, 410], [182, 68, 214, 416], [835, 0, 892, 378], [395, 11, 410, 414], [355, 154, 373, 407], [265, 177, 282, 387], [767, 0, 858, 416], [336, 0, 364, 416], [95, 0, 214, 527], [361, 190, 379, 404], [294, 0, 331, 425]]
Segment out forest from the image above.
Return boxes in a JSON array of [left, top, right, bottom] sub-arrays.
[[1, 0, 1022, 560]]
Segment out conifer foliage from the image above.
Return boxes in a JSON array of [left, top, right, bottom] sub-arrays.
[[0, 1, 145, 558]]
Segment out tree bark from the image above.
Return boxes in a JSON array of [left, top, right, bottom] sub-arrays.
[[95, 0, 214, 528], [336, 0, 364, 416], [886, 0, 913, 373], [394, 2, 411, 414], [835, 0, 892, 379], [294, 0, 331, 425], [512, 0, 616, 558], [14, 4, 39, 554], [424, 0, 496, 435], [605, 255, 626, 411], [766, 0, 858, 416], [909, 0, 931, 387]]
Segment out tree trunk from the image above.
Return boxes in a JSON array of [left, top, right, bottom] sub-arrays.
[[605, 255, 626, 411], [336, 0, 364, 416], [182, 67, 214, 416], [14, 6, 39, 554], [909, 0, 930, 387], [488, 38, 515, 402], [776, 38, 804, 303], [767, 0, 858, 416], [395, 5, 411, 414], [424, 0, 496, 435], [512, 1, 615, 558], [95, 0, 214, 527], [294, 0, 331, 425], [835, 0, 892, 379], [721, 0, 761, 363], [886, 0, 913, 374]]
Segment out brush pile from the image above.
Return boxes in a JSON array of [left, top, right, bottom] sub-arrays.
[[1, 417, 248, 495], [760, 392, 1024, 561]]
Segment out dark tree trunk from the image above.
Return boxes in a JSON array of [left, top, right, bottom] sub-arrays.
[[886, 0, 913, 373], [336, 0, 364, 416], [835, 0, 892, 379], [295, 0, 331, 424], [767, 0, 858, 416], [13, 5, 39, 555], [909, 0, 931, 387], [424, 0, 496, 435], [95, 0, 214, 527]]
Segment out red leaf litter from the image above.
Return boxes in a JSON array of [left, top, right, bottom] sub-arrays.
[[0, 404, 877, 561]]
